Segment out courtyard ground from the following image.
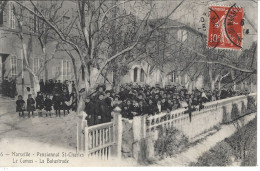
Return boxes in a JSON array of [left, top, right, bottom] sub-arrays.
[[0, 97, 256, 166], [0, 109, 78, 150]]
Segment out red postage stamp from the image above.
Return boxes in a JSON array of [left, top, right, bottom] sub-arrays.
[[208, 4, 244, 50]]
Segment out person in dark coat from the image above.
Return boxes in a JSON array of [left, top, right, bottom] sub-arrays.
[[56, 80, 63, 94], [187, 98, 193, 122], [95, 93, 111, 124], [130, 99, 139, 118], [44, 80, 49, 95], [147, 99, 157, 115], [119, 87, 128, 101], [95, 84, 106, 100], [44, 94, 53, 117], [62, 80, 69, 93], [105, 90, 113, 111], [16, 95, 25, 117], [137, 100, 147, 116], [61, 90, 70, 116], [121, 99, 132, 119], [166, 99, 173, 112], [52, 84, 60, 96], [39, 79, 45, 94], [49, 79, 55, 95], [52, 93, 61, 117], [36, 92, 45, 117], [71, 81, 76, 96], [71, 93, 77, 112], [161, 98, 167, 111], [27, 94, 35, 117], [9, 78, 16, 98], [153, 94, 160, 104], [84, 97, 95, 126], [172, 98, 180, 110]]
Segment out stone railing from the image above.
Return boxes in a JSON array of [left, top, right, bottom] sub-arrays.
[[129, 93, 256, 160], [145, 93, 256, 139]]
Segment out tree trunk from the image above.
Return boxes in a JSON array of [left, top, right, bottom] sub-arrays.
[[43, 47, 48, 81], [230, 69, 237, 90], [162, 74, 166, 88]]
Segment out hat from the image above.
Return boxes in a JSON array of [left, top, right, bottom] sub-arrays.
[[96, 84, 106, 91]]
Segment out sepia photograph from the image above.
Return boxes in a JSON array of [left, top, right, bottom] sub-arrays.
[[0, 0, 257, 167]]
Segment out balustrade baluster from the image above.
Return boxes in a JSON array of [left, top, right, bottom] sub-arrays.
[[95, 130, 98, 147], [92, 131, 95, 148], [102, 129, 105, 145], [99, 129, 101, 146]]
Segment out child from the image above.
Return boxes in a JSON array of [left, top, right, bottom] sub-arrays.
[[111, 95, 122, 109], [36, 92, 44, 117], [147, 99, 156, 116], [16, 95, 25, 117], [61, 91, 70, 116], [27, 94, 35, 118], [84, 96, 95, 126], [71, 93, 77, 112], [44, 94, 53, 117], [52, 93, 61, 117], [121, 99, 132, 119]]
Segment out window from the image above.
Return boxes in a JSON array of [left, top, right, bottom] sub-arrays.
[[33, 7, 41, 33], [10, 56, 17, 76], [177, 30, 188, 42], [182, 30, 187, 42], [168, 73, 174, 82], [0, 6, 3, 25], [0, 56, 2, 79], [177, 30, 182, 41], [34, 13, 39, 33], [33, 58, 44, 79], [140, 68, 145, 82], [133, 67, 138, 82], [81, 65, 85, 81], [9, 1, 15, 29], [62, 60, 71, 81], [62, 16, 70, 32], [28, 15, 34, 32]]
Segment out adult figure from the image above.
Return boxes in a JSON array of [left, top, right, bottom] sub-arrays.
[[95, 93, 111, 124], [39, 79, 45, 94]]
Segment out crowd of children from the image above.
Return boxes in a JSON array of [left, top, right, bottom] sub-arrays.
[[16, 79, 248, 122], [16, 79, 77, 118], [83, 83, 247, 126]]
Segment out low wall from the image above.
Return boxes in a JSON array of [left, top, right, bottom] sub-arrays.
[[124, 93, 256, 160]]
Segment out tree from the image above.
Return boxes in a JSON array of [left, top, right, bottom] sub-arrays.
[[154, 20, 257, 90], [11, 1, 61, 95], [15, 0, 185, 97]]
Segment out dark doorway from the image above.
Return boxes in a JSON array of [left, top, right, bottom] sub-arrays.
[[134, 67, 138, 82], [140, 68, 145, 82]]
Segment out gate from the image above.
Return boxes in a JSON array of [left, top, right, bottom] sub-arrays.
[[77, 107, 122, 160]]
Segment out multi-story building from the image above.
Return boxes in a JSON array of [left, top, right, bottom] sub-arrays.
[[0, 1, 206, 96], [0, 1, 76, 96]]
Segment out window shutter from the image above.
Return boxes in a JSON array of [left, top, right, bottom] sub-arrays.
[[2, 2, 8, 26], [0, 9, 3, 25]]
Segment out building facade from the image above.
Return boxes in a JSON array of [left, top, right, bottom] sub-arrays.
[[1, 1, 207, 97], [0, 1, 75, 96]]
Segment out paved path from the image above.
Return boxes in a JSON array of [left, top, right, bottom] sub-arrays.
[[150, 112, 257, 166]]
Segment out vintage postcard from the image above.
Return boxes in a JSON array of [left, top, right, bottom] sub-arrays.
[[0, 0, 257, 167]]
